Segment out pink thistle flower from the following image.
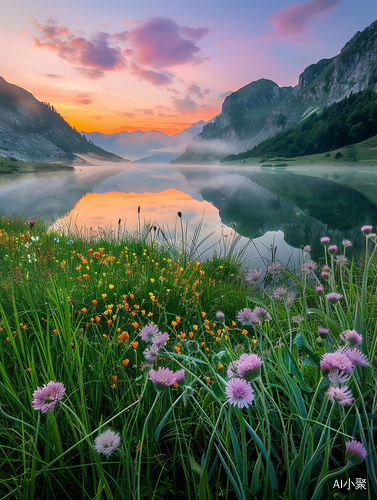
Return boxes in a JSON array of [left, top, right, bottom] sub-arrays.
[[345, 440, 367, 464], [216, 311, 225, 320], [267, 262, 281, 275], [227, 361, 239, 378], [316, 286, 324, 295], [361, 225, 373, 235], [320, 352, 353, 375], [320, 237, 331, 245], [328, 245, 337, 255], [94, 429, 121, 457], [292, 315, 304, 323], [342, 239, 352, 247], [27, 220, 35, 228], [245, 269, 262, 283], [272, 286, 287, 299], [252, 306, 272, 322], [32, 381, 65, 413], [326, 293, 343, 304], [237, 308, 256, 326], [148, 367, 177, 391], [151, 332, 169, 349], [225, 377, 255, 409], [335, 255, 348, 266], [143, 345, 160, 362], [328, 370, 350, 387], [301, 260, 317, 274], [326, 385, 354, 406], [344, 348, 369, 367], [175, 369, 186, 386], [340, 330, 363, 347], [318, 326, 329, 338], [237, 353, 263, 381], [140, 323, 160, 342]]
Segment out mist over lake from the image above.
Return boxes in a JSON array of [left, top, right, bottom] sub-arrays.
[[2, 162, 376, 267]]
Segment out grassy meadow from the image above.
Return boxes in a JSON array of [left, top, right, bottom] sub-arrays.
[[0, 214, 376, 500]]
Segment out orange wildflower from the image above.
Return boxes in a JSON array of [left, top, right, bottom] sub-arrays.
[[131, 322, 139, 329], [53, 329, 58, 335], [131, 341, 138, 349], [202, 312, 206, 318], [92, 299, 98, 305], [122, 359, 129, 366], [98, 248, 105, 253]]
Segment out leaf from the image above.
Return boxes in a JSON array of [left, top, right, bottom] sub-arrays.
[[294, 332, 320, 366], [250, 453, 263, 495], [189, 454, 202, 475], [307, 309, 342, 338]]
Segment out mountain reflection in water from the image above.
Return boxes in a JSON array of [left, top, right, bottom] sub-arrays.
[[1, 163, 376, 265]]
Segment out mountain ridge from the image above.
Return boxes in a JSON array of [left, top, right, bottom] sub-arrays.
[[0, 76, 124, 164], [172, 19, 377, 164]]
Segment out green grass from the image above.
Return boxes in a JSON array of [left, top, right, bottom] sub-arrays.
[[0, 155, 73, 174], [0, 214, 376, 499], [223, 134, 377, 167]]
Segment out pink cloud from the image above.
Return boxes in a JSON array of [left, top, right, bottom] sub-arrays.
[[44, 73, 62, 78], [171, 95, 197, 113], [77, 99, 92, 105], [122, 19, 142, 26], [118, 111, 136, 118], [266, 0, 340, 38], [203, 89, 210, 95], [167, 87, 180, 94], [129, 17, 207, 69], [181, 26, 210, 40], [130, 63, 173, 86], [32, 20, 127, 78], [134, 108, 154, 116], [187, 83, 204, 99], [75, 67, 104, 79]]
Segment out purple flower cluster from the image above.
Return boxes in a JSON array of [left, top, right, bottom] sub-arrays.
[[301, 260, 317, 274], [342, 239, 352, 247], [326, 293, 343, 304], [225, 378, 255, 409], [236, 353, 263, 381], [361, 225, 373, 235], [325, 386, 354, 406], [272, 286, 287, 299], [335, 255, 348, 266], [320, 352, 354, 375], [320, 237, 331, 246], [148, 367, 185, 392], [328, 245, 338, 255], [32, 381, 65, 413], [216, 311, 225, 320], [340, 330, 363, 347], [318, 326, 329, 338], [140, 323, 169, 362], [94, 429, 121, 457], [236, 306, 272, 325], [267, 262, 281, 275], [345, 440, 367, 464], [245, 269, 262, 283], [140, 323, 160, 342]]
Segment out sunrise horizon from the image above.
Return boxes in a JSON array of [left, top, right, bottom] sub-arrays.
[[2, 0, 377, 135]]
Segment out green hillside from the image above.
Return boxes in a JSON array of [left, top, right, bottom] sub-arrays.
[[221, 88, 377, 162]]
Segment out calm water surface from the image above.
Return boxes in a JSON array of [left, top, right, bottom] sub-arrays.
[[1, 161, 377, 269]]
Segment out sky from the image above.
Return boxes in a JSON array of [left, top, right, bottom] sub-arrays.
[[1, 0, 377, 135]]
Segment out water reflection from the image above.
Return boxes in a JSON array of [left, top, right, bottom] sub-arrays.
[[1, 163, 376, 266]]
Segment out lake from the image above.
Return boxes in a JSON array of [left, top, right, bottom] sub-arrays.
[[1, 161, 377, 270]]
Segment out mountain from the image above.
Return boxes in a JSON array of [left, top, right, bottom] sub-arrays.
[[82, 121, 205, 160], [173, 19, 377, 163], [0, 76, 124, 163]]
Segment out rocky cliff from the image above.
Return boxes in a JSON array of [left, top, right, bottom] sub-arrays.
[[173, 19, 377, 163]]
